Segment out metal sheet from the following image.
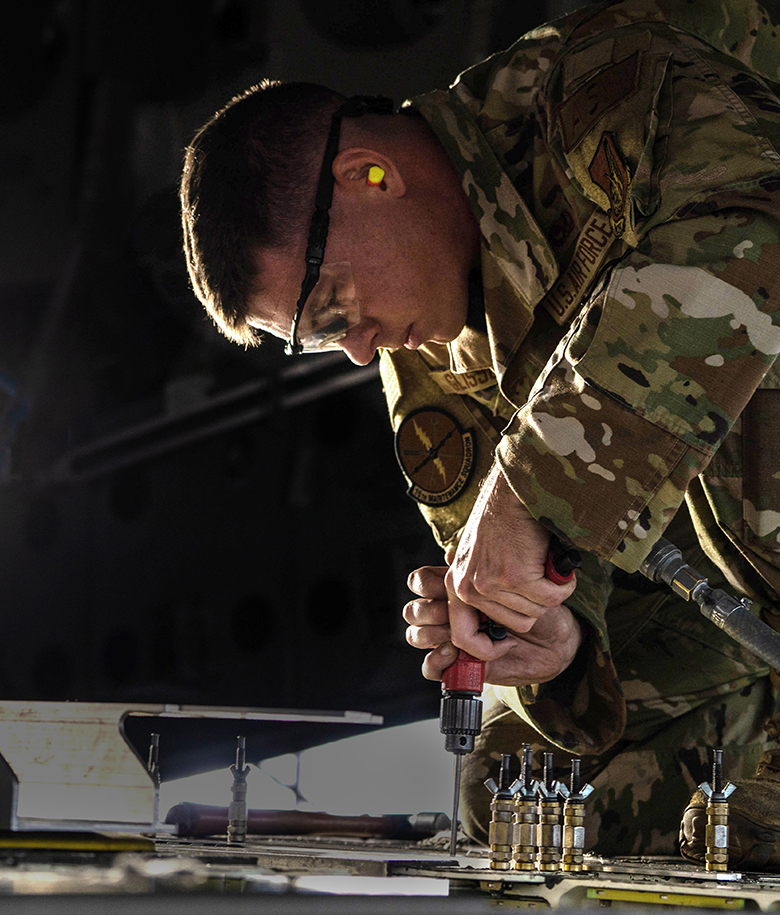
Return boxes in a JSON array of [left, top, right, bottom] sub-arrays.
[[0, 702, 382, 833]]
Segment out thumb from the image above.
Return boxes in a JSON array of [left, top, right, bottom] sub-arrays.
[[421, 641, 459, 682]]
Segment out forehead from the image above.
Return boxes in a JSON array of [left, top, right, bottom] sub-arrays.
[[246, 245, 303, 337]]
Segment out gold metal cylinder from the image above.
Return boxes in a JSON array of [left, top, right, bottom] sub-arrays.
[[488, 797, 517, 870], [512, 798, 538, 870], [562, 800, 586, 872], [536, 797, 563, 872], [704, 800, 730, 872]]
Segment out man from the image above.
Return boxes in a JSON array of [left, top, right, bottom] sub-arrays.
[[181, 0, 780, 865]]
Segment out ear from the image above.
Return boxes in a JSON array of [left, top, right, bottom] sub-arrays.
[[332, 147, 406, 198]]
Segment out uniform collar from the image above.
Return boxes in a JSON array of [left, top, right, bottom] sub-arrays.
[[408, 89, 559, 377]]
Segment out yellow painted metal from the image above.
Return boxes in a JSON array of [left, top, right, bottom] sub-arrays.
[[587, 887, 744, 908], [0, 831, 154, 851]]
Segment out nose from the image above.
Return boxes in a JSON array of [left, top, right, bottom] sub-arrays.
[[338, 321, 379, 365]]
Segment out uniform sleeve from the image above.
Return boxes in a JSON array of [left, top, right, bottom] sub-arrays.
[[496, 30, 780, 574]]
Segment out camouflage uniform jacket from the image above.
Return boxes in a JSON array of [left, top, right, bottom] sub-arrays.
[[380, 0, 780, 753]]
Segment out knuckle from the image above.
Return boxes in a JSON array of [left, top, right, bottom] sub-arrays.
[[452, 578, 471, 603], [469, 567, 490, 596], [512, 616, 536, 634], [450, 567, 481, 603], [470, 566, 505, 600], [402, 600, 418, 624], [453, 577, 477, 605]]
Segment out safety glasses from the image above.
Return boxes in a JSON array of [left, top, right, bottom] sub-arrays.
[[285, 94, 394, 356]]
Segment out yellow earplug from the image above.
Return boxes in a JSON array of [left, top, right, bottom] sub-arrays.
[[367, 166, 385, 186]]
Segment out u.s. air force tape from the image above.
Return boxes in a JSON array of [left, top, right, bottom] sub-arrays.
[[394, 408, 475, 506]]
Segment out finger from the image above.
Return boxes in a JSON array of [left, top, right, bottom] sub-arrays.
[[402, 597, 449, 627], [465, 595, 547, 633], [457, 568, 576, 613], [406, 623, 452, 650], [421, 642, 459, 682], [517, 571, 578, 607], [445, 568, 548, 634], [483, 637, 568, 686], [407, 565, 448, 598], [443, 588, 528, 660], [481, 609, 584, 686], [483, 648, 552, 686]]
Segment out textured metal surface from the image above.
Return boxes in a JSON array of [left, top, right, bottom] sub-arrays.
[[5, 831, 780, 908]]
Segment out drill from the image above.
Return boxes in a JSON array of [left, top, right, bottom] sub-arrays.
[[439, 537, 580, 856]]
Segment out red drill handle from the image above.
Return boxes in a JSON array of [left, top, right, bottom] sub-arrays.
[[545, 551, 574, 586], [545, 538, 582, 586], [441, 649, 485, 693]]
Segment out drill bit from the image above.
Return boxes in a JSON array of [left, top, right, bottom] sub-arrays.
[[450, 753, 463, 856]]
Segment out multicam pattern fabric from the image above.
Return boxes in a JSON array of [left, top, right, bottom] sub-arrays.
[[379, 0, 780, 761]]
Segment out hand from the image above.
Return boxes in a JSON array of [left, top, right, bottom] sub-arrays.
[[404, 565, 583, 687], [446, 463, 577, 635]]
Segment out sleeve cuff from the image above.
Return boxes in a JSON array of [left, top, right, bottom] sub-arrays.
[[494, 365, 709, 572]]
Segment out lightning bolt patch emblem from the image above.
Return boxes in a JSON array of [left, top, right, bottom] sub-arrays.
[[394, 408, 475, 506]]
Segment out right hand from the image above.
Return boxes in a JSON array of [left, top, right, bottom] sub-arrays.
[[445, 464, 577, 634], [404, 565, 583, 687]]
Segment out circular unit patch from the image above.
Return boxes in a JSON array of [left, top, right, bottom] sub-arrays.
[[394, 408, 475, 506]]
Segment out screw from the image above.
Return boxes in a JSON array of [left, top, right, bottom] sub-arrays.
[[712, 748, 723, 796], [570, 758, 581, 796], [543, 752, 555, 792], [498, 754, 514, 791]]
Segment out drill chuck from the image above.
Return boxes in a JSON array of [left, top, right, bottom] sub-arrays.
[[440, 691, 483, 754]]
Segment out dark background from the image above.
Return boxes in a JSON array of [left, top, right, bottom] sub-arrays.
[[0, 0, 595, 765]]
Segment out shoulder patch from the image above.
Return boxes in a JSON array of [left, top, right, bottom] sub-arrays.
[[589, 133, 631, 237], [394, 408, 475, 506], [557, 51, 639, 153]]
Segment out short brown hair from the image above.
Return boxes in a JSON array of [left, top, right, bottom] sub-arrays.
[[180, 80, 343, 345]]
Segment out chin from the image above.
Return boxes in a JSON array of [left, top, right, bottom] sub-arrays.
[[442, 320, 469, 344]]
